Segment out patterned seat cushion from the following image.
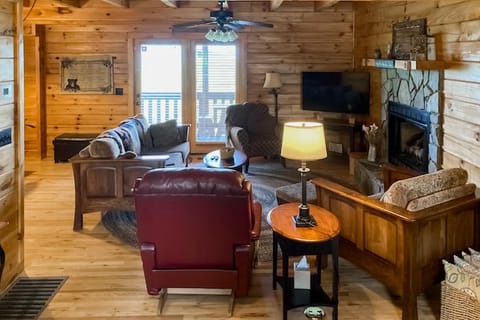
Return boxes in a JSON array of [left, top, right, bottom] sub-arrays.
[[405, 183, 476, 212], [382, 168, 471, 210]]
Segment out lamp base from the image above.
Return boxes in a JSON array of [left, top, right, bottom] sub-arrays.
[[293, 215, 317, 227], [292, 205, 317, 227]]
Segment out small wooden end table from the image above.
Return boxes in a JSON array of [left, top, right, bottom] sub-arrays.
[[203, 149, 247, 172], [267, 203, 340, 320]]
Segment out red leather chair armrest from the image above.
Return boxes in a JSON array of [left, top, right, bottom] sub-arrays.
[[250, 200, 262, 241]]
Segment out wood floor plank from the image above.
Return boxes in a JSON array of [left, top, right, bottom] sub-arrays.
[[21, 158, 440, 319]]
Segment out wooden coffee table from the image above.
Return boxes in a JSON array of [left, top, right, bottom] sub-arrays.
[[203, 149, 247, 172]]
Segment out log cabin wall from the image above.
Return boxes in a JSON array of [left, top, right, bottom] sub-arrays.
[[354, 0, 480, 185], [22, 0, 356, 156], [0, 0, 24, 292]]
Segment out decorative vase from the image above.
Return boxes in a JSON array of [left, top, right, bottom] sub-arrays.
[[367, 143, 376, 162]]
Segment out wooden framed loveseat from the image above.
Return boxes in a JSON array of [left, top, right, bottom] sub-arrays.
[[312, 168, 480, 320], [70, 114, 191, 231]]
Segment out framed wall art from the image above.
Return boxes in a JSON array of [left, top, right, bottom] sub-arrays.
[[60, 55, 114, 94], [392, 18, 427, 60]]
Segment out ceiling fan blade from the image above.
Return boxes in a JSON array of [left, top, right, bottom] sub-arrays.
[[224, 23, 244, 31], [233, 20, 273, 28], [172, 19, 214, 29]]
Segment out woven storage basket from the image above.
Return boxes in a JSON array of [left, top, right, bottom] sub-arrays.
[[441, 281, 480, 320]]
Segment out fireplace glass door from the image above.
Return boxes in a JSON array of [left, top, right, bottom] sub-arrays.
[[388, 102, 430, 173]]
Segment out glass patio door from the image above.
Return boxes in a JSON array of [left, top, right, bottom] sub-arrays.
[[194, 44, 237, 143], [137, 42, 183, 124], [135, 39, 243, 150]]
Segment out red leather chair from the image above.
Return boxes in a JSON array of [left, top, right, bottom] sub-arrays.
[[133, 168, 262, 313]]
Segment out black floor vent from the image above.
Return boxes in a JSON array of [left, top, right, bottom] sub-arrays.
[[0, 277, 67, 319]]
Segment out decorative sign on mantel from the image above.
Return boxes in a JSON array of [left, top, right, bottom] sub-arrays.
[[392, 18, 427, 60], [60, 55, 113, 94]]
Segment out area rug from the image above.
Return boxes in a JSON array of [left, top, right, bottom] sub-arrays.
[[102, 181, 283, 262], [0, 276, 67, 319]]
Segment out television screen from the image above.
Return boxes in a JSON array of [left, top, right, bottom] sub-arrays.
[[302, 72, 370, 114]]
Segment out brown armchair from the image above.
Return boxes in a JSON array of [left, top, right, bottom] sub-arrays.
[[225, 102, 281, 173], [133, 168, 262, 315]]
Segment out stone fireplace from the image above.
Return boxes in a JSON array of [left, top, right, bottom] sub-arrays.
[[381, 68, 441, 173]]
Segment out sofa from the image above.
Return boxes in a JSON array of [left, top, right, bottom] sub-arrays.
[[312, 168, 480, 320], [70, 114, 191, 230], [225, 102, 281, 173], [133, 167, 262, 316]]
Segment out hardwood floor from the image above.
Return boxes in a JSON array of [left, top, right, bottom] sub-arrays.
[[21, 158, 440, 320]]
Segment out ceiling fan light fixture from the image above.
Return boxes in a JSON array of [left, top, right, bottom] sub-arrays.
[[226, 30, 238, 42], [205, 28, 237, 43], [205, 29, 217, 41]]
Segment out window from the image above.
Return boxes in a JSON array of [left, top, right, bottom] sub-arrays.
[[195, 44, 236, 142], [139, 43, 183, 124]]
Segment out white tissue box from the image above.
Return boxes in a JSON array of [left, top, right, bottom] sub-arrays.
[[294, 261, 311, 289]]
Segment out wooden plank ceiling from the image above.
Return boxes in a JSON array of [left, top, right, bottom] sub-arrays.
[[23, 0, 363, 10]]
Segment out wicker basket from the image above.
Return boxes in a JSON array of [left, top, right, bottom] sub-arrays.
[[441, 281, 480, 320]]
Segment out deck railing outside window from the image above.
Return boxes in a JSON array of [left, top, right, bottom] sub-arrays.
[[141, 92, 182, 124], [140, 92, 235, 142]]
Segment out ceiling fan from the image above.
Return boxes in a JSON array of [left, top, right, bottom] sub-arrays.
[[171, 0, 274, 33]]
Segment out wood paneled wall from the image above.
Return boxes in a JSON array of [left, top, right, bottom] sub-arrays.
[[23, 0, 355, 157], [0, 0, 24, 292], [354, 0, 480, 185]]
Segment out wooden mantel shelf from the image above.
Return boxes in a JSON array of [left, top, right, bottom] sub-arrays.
[[362, 58, 445, 71]]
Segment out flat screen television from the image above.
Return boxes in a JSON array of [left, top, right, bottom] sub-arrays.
[[302, 71, 370, 114]]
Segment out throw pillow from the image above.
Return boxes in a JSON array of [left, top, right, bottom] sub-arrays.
[[443, 259, 480, 302], [462, 252, 480, 269], [148, 119, 180, 148], [101, 129, 125, 154], [454, 255, 480, 278], [89, 136, 121, 159]]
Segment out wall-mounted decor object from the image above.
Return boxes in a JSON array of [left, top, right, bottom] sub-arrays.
[[392, 18, 427, 60], [60, 55, 113, 94]]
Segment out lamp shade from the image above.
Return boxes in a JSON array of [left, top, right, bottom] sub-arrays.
[[281, 122, 327, 161], [263, 72, 282, 89]]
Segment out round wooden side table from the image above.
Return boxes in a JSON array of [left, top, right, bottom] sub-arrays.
[[267, 203, 341, 320]]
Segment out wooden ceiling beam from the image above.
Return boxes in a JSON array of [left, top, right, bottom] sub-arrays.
[[161, 0, 177, 8], [101, 0, 129, 8], [53, 0, 81, 7], [270, 0, 283, 10], [317, 1, 340, 8]]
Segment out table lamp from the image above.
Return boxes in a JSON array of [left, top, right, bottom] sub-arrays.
[[263, 72, 282, 124], [281, 122, 327, 227]]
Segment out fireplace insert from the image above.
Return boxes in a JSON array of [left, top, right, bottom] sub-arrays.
[[388, 101, 430, 173]]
